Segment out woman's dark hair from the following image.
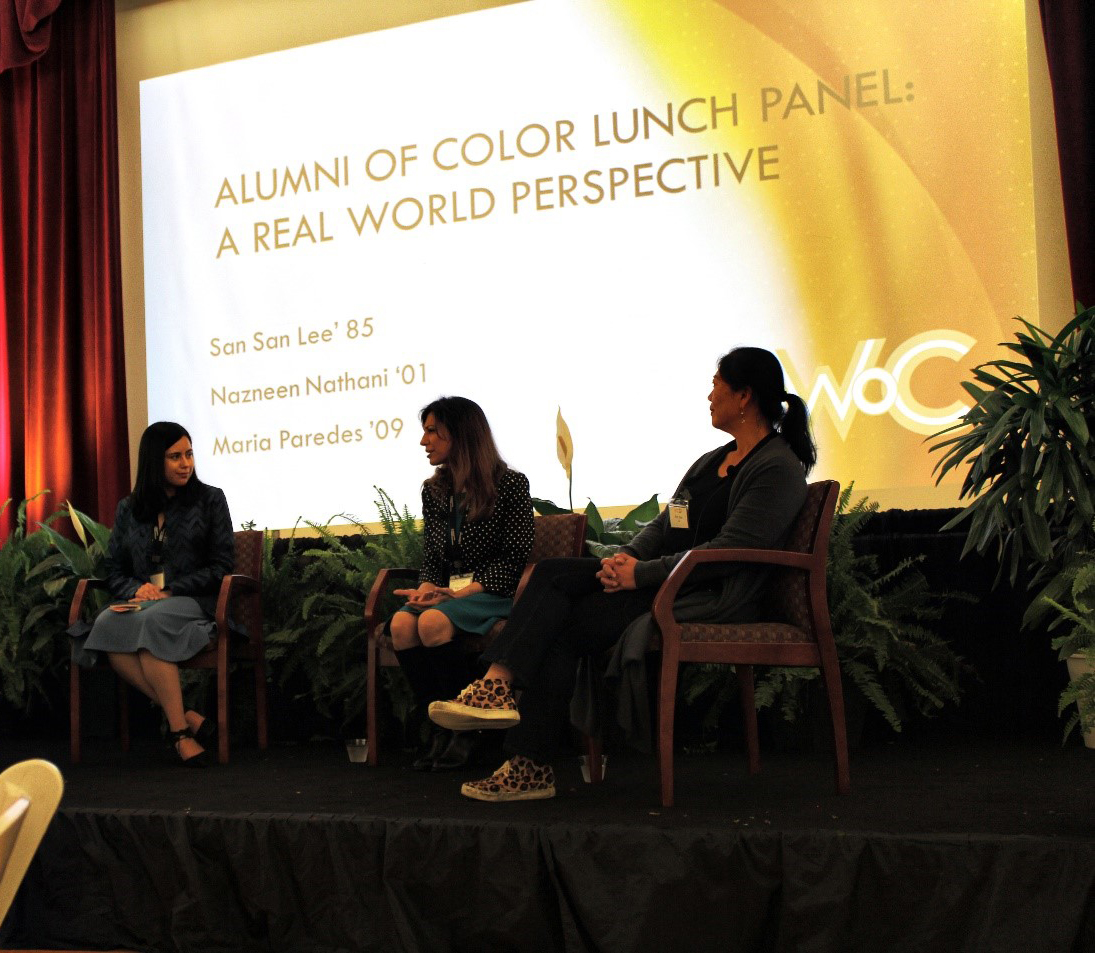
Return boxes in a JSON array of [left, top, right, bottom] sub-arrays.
[[717, 347, 816, 474], [420, 396, 507, 520], [131, 421, 204, 521]]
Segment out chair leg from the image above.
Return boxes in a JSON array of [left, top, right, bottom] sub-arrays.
[[366, 639, 379, 767], [118, 678, 130, 753], [657, 647, 681, 808], [736, 665, 760, 776], [254, 655, 269, 751], [217, 660, 230, 764], [584, 734, 604, 784], [819, 651, 851, 795], [70, 660, 81, 763]]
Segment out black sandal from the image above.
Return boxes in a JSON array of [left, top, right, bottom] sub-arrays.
[[167, 727, 209, 768], [188, 712, 216, 745]]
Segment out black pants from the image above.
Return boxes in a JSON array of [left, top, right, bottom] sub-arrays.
[[482, 558, 655, 763]]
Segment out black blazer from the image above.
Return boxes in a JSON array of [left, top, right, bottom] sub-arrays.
[[104, 483, 235, 617]]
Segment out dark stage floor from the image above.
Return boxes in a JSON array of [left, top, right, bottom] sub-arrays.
[[3, 728, 1093, 839], [5, 729, 1095, 953]]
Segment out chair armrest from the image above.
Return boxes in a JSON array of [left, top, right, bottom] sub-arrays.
[[651, 547, 816, 628], [364, 568, 419, 632], [215, 573, 260, 634], [68, 578, 110, 627]]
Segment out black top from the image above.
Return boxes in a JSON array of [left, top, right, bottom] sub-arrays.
[[660, 434, 778, 556]]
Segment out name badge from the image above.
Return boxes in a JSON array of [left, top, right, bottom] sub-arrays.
[[449, 573, 474, 592], [668, 501, 689, 529]]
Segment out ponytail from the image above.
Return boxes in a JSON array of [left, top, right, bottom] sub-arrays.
[[778, 392, 816, 475], [717, 347, 816, 474]]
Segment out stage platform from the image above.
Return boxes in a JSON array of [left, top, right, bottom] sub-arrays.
[[3, 731, 1094, 953]]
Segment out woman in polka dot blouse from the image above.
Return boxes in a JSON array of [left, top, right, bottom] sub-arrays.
[[390, 395, 534, 772]]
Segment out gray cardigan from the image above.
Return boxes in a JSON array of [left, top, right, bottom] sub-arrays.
[[572, 435, 808, 749], [623, 434, 808, 622]]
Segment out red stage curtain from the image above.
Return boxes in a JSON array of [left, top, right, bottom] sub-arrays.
[[0, 0, 62, 72], [0, 0, 128, 537], [1040, 0, 1095, 308]]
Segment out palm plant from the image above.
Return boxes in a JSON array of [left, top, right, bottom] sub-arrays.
[[930, 305, 1095, 625], [1041, 530, 1095, 741]]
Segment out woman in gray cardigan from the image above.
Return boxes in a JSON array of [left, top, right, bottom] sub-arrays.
[[79, 421, 234, 766], [429, 347, 817, 801]]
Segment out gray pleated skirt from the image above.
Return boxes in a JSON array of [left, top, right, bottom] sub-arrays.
[[76, 597, 215, 668]]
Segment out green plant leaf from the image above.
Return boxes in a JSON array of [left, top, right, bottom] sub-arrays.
[[1020, 497, 1052, 561], [1035, 448, 1061, 516], [42, 577, 68, 598], [1029, 403, 1047, 443], [584, 501, 604, 539], [35, 524, 92, 576], [24, 551, 69, 582], [618, 494, 660, 533], [976, 405, 1020, 467], [530, 497, 571, 516], [1054, 397, 1090, 444], [21, 602, 57, 632]]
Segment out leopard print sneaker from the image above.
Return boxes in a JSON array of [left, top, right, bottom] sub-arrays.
[[428, 677, 520, 731], [461, 755, 556, 802]]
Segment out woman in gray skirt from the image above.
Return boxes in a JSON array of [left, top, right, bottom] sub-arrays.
[[80, 421, 234, 766], [390, 396, 534, 772]]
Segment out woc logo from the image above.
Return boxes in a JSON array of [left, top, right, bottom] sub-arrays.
[[777, 331, 976, 439]]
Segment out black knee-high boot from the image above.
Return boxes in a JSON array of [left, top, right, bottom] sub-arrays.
[[425, 640, 484, 771], [394, 645, 440, 706], [424, 639, 472, 702], [395, 645, 450, 771]]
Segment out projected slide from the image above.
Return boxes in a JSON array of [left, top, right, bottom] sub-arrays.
[[141, 0, 1038, 528]]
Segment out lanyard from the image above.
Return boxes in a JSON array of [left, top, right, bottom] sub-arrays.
[[448, 494, 466, 572], [152, 518, 168, 570]]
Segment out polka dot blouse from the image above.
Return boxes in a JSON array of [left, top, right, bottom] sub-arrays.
[[418, 469, 535, 596]]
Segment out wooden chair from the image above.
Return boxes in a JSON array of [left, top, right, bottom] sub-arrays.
[[651, 480, 848, 806], [0, 759, 64, 925], [69, 530, 268, 764], [363, 512, 588, 766]]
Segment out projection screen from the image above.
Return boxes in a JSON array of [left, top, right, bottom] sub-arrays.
[[123, 0, 1071, 528]]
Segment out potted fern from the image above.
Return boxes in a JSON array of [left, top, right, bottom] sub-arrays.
[[0, 495, 68, 718], [263, 490, 423, 738], [751, 487, 964, 743]]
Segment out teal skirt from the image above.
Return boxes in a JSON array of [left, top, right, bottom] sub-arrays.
[[397, 592, 514, 635]]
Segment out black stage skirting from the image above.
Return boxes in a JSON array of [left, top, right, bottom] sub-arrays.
[[3, 733, 1094, 953]]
